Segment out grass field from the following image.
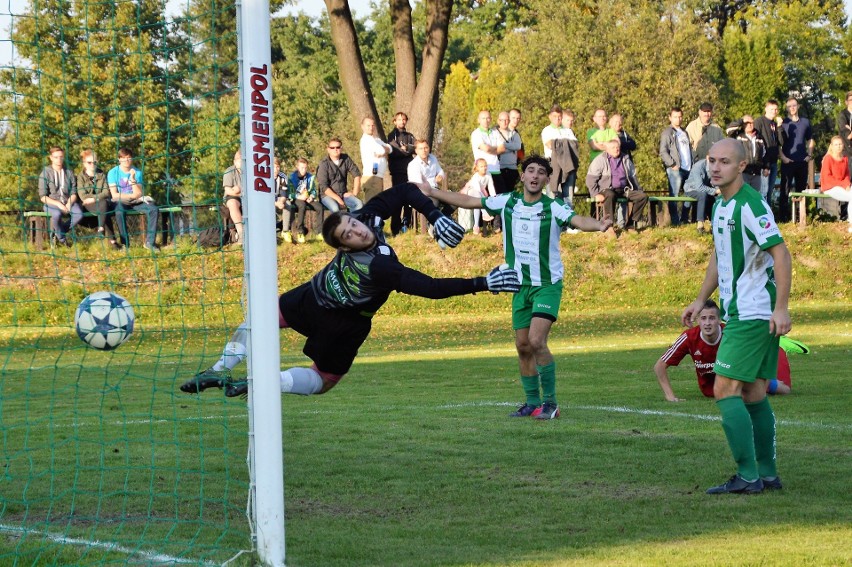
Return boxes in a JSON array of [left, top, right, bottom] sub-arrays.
[[0, 223, 850, 565]]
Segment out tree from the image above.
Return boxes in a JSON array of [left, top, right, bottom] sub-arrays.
[[721, 26, 786, 119]]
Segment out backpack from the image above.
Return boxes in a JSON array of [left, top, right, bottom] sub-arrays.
[[197, 225, 237, 248]]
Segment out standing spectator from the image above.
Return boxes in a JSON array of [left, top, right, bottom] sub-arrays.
[[460, 158, 496, 236], [752, 100, 783, 202], [108, 147, 159, 251], [681, 138, 792, 495], [838, 91, 852, 176], [659, 107, 693, 226], [358, 117, 392, 204], [734, 116, 768, 191], [585, 138, 649, 234], [222, 150, 244, 244], [685, 102, 725, 163], [273, 157, 293, 240], [387, 112, 417, 234], [510, 108, 525, 163], [779, 97, 815, 222], [76, 149, 120, 249], [470, 110, 506, 198], [609, 113, 637, 159], [288, 157, 322, 243], [317, 137, 363, 213], [541, 104, 579, 202], [37, 146, 83, 247], [587, 108, 615, 162], [496, 110, 522, 192], [819, 136, 852, 232], [683, 158, 719, 234]]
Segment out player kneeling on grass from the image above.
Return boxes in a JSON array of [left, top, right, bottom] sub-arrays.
[[655, 299, 802, 402], [422, 156, 612, 420], [180, 182, 520, 398]]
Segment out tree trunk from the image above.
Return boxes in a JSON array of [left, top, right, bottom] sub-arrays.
[[407, 0, 453, 145], [390, 0, 416, 115], [324, 0, 384, 137]]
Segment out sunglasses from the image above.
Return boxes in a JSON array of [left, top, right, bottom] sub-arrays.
[[328, 145, 342, 150]]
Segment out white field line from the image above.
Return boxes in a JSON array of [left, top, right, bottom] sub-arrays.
[[0, 523, 218, 566]]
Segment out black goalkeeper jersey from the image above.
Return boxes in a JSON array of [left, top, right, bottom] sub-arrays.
[[310, 184, 487, 313]]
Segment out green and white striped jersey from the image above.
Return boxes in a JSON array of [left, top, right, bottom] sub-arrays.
[[711, 183, 784, 321], [483, 192, 576, 286]]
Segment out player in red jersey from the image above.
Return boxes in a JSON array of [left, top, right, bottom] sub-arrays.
[[654, 299, 791, 402]]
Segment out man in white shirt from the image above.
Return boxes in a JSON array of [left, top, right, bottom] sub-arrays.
[[407, 139, 446, 233], [470, 110, 506, 197], [359, 116, 392, 203]]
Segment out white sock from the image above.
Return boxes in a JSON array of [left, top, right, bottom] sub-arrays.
[[212, 323, 248, 371], [280, 367, 323, 395]]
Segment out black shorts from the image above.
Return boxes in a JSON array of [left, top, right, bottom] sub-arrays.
[[278, 282, 372, 376]]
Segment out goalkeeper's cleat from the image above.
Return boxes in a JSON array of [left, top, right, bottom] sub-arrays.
[[224, 379, 248, 398], [509, 403, 540, 417], [534, 402, 560, 420], [180, 368, 230, 394]]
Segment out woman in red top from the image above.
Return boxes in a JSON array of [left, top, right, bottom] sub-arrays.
[[820, 136, 852, 232]]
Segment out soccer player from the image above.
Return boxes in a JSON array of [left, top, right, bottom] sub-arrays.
[[424, 156, 613, 420], [681, 138, 792, 495], [654, 299, 792, 402], [179, 183, 521, 398]]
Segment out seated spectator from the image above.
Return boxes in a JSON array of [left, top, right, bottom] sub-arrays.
[[317, 137, 363, 213], [108, 147, 159, 251], [459, 158, 496, 236], [288, 157, 321, 243], [585, 138, 648, 235], [273, 157, 293, 239], [654, 299, 793, 402], [38, 146, 84, 247], [223, 150, 244, 244], [76, 149, 120, 249], [820, 135, 852, 233], [683, 158, 720, 234], [406, 139, 445, 189]]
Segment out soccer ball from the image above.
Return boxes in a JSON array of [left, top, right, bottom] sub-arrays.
[[74, 292, 135, 350]]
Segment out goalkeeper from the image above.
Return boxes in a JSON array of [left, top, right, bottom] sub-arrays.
[[180, 182, 520, 398]]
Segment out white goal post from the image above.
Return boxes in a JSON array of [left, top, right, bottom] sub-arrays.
[[237, 0, 286, 565]]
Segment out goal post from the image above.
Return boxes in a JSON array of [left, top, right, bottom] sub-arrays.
[[236, 0, 286, 565]]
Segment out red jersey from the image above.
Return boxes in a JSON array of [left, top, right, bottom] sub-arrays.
[[660, 325, 791, 397]]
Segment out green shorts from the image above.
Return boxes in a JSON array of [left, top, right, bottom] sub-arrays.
[[714, 319, 780, 382], [511, 282, 563, 330]]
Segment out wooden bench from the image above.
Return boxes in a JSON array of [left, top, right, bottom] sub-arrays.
[[789, 191, 834, 228], [648, 195, 698, 226], [24, 206, 182, 249]]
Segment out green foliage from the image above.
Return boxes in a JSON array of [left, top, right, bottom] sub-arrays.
[[721, 24, 786, 119]]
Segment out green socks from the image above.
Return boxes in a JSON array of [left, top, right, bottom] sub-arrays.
[[537, 362, 556, 404], [746, 397, 778, 478], [716, 396, 758, 481], [520, 374, 541, 407]]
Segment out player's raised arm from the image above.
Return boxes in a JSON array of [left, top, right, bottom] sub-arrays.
[[427, 186, 485, 210]]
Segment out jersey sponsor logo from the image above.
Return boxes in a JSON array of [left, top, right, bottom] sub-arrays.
[[695, 361, 714, 370], [758, 217, 771, 229], [324, 270, 348, 303]]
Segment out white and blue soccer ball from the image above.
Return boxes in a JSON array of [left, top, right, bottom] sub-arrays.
[[74, 292, 135, 350]]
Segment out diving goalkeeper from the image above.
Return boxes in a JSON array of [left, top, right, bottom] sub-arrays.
[[179, 182, 520, 397]]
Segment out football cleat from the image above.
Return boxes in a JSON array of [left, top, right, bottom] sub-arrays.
[[706, 474, 764, 495], [534, 402, 560, 420], [509, 403, 540, 417], [180, 368, 229, 394], [224, 379, 248, 398], [761, 476, 783, 490]]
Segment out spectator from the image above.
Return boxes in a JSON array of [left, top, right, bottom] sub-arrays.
[[317, 137, 363, 213], [37, 146, 83, 247], [585, 138, 649, 235], [779, 97, 815, 222], [76, 149, 120, 249], [470, 110, 506, 199], [683, 158, 720, 234], [685, 102, 725, 164], [496, 110, 522, 193], [222, 150, 244, 244], [753, 99, 783, 202], [541, 104, 579, 203], [108, 147, 159, 251], [837, 91, 852, 175], [387, 112, 417, 234], [609, 113, 637, 159], [460, 158, 496, 236], [659, 107, 693, 226], [406, 139, 445, 189], [587, 108, 615, 162], [510, 108, 525, 166], [288, 157, 322, 243], [273, 157, 293, 240], [654, 299, 792, 402], [820, 136, 852, 233], [732, 116, 768, 192], [359, 117, 392, 204]]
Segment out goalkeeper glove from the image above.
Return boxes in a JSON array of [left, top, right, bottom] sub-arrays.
[[432, 214, 464, 248], [485, 264, 520, 293]]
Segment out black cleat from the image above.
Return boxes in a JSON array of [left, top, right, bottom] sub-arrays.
[[224, 380, 248, 398], [180, 368, 229, 394], [761, 476, 783, 490], [706, 474, 764, 495]]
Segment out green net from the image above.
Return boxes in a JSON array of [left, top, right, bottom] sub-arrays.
[[0, 1, 255, 564]]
